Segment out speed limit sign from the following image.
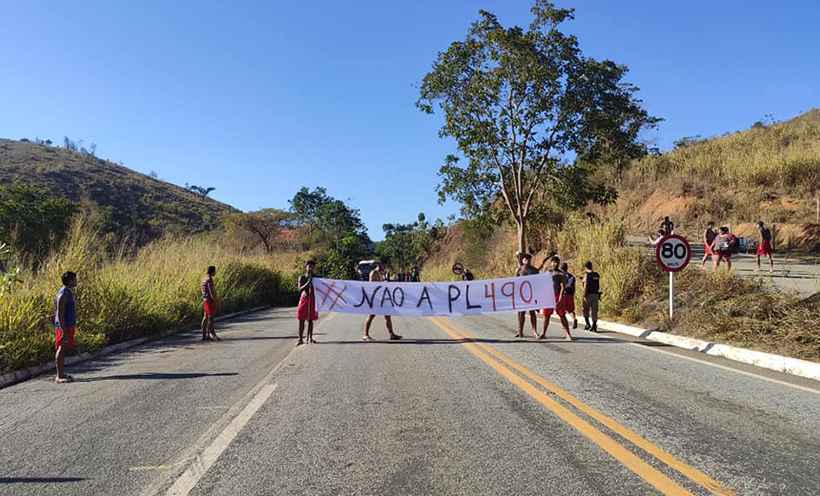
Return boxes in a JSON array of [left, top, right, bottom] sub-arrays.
[[656, 234, 691, 272]]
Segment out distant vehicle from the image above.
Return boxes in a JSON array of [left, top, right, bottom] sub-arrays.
[[357, 260, 378, 281], [735, 237, 757, 254]]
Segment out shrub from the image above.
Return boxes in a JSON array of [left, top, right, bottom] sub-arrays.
[[0, 219, 297, 374]]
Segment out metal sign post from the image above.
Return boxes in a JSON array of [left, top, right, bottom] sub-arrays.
[[669, 271, 674, 319], [655, 234, 692, 320]]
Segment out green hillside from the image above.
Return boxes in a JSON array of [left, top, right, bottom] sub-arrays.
[[608, 108, 820, 246], [0, 138, 236, 243]]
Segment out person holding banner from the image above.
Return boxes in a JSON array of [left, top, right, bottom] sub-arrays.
[[363, 262, 402, 341], [296, 260, 319, 345], [541, 256, 573, 341], [515, 252, 541, 338]]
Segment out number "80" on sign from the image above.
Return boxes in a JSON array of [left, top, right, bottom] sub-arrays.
[[656, 235, 691, 272]]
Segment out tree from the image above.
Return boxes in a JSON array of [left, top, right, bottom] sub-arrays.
[[0, 182, 76, 259], [185, 184, 216, 197], [417, 1, 659, 252], [222, 209, 292, 253], [377, 212, 439, 272], [289, 186, 368, 246]]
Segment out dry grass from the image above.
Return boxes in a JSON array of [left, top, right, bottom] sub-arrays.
[[602, 109, 820, 248], [0, 219, 300, 374], [628, 109, 820, 192], [424, 214, 819, 361]]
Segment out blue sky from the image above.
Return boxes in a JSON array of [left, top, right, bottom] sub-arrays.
[[2, 1, 818, 239]]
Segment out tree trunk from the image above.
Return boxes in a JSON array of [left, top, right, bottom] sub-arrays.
[[517, 217, 527, 254]]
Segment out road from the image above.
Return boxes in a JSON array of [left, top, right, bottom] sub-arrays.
[[629, 235, 819, 297], [1, 308, 819, 495]]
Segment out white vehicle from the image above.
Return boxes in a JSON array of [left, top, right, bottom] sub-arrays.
[[356, 260, 378, 281]]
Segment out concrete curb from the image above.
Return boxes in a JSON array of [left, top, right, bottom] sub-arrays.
[[0, 306, 270, 390], [596, 318, 820, 382]]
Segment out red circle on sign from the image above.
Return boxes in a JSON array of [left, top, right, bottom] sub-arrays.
[[655, 234, 692, 272]]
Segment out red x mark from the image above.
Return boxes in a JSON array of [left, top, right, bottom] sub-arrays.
[[315, 280, 347, 311]]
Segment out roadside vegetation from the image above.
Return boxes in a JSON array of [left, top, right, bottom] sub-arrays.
[[0, 181, 375, 375], [416, 2, 818, 361], [423, 215, 820, 361], [0, 218, 300, 374], [605, 109, 820, 248]]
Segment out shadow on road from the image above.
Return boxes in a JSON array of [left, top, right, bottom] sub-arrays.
[[0, 477, 86, 483], [75, 372, 238, 382]]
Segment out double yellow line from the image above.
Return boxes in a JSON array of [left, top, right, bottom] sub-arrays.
[[429, 317, 734, 496]]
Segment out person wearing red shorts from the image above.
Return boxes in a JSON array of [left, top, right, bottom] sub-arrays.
[[710, 226, 737, 272], [540, 256, 573, 341], [296, 259, 319, 345], [54, 271, 78, 384], [756, 221, 774, 273], [701, 221, 717, 269], [201, 266, 220, 341]]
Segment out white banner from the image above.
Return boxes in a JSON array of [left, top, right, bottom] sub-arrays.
[[312, 274, 555, 316]]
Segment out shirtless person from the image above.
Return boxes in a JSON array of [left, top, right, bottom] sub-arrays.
[[201, 266, 220, 341], [515, 252, 541, 338], [701, 221, 717, 269], [756, 221, 774, 273], [363, 262, 402, 341], [541, 256, 573, 341]]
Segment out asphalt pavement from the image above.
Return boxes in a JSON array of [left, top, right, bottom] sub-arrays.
[[1, 308, 819, 495], [629, 235, 819, 297]]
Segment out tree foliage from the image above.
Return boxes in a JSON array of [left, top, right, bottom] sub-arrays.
[[376, 213, 441, 272], [289, 186, 372, 278], [417, 0, 660, 251], [222, 209, 293, 253], [290, 187, 369, 246], [186, 184, 216, 197], [0, 182, 76, 260]]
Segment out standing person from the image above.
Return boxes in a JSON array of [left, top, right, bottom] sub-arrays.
[[54, 271, 78, 384], [756, 221, 775, 273], [660, 216, 675, 236], [581, 262, 601, 332], [711, 226, 737, 272], [541, 256, 573, 341], [514, 253, 540, 338], [296, 260, 319, 346], [701, 221, 717, 269], [410, 267, 421, 282], [560, 262, 578, 329], [201, 266, 220, 341], [649, 229, 667, 246], [363, 262, 402, 341]]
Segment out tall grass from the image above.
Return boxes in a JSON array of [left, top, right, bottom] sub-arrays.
[[554, 214, 653, 319], [0, 219, 299, 374], [629, 109, 820, 191]]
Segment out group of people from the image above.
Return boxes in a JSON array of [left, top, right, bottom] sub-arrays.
[[700, 220, 774, 272], [297, 259, 403, 345], [384, 268, 421, 283], [650, 216, 775, 273], [51, 266, 223, 383], [514, 253, 601, 341], [50, 254, 601, 383]]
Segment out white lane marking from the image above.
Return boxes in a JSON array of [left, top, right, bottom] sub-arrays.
[[536, 314, 820, 395], [139, 312, 336, 496], [165, 384, 277, 495], [626, 341, 820, 396]]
